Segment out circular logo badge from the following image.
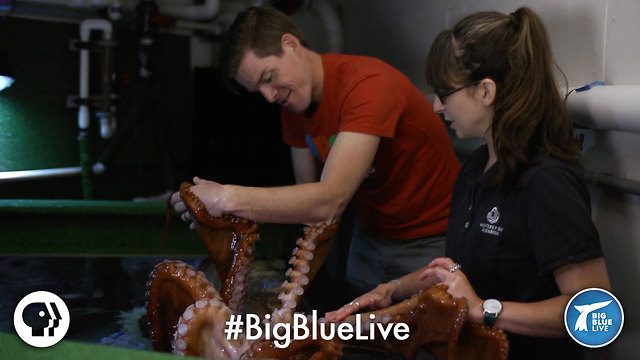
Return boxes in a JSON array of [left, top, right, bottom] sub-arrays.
[[13, 291, 70, 347], [564, 288, 623, 348], [486, 207, 500, 224]]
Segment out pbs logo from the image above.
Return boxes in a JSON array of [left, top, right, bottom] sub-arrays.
[[13, 291, 70, 347]]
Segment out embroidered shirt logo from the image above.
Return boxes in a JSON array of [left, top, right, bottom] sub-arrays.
[[480, 206, 503, 236], [487, 207, 500, 224]]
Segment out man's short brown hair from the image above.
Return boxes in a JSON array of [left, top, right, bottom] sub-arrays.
[[220, 6, 308, 92]]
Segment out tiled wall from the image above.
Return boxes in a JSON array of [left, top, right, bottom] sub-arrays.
[[338, 0, 623, 89]]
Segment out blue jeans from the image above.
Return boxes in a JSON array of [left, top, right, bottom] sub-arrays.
[[345, 220, 446, 292]]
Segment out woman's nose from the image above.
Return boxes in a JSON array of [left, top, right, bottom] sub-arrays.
[[433, 95, 445, 113]]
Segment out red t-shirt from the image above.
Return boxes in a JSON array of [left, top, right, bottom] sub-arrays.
[[282, 54, 460, 240]]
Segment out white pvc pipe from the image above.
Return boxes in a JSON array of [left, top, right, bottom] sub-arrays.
[[78, 40, 90, 130], [567, 85, 640, 134], [0, 167, 82, 183], [585, 171, 640, 196], [78, 18, 112, 131]]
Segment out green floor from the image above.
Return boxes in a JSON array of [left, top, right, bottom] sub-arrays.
[[0, 332, 202, 360]]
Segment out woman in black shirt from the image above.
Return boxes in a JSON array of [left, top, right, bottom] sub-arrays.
[[326, 7, 611, 360]]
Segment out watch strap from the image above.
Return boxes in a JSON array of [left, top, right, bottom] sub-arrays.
[[483, 312, 498, 327]]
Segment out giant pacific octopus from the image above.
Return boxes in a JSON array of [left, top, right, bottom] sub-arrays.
[[146, 182, 509, 359]]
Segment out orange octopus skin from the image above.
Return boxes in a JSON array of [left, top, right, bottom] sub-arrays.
[[340, 284, 467, 360], [340, 284, 509, 360], [243, 333, 343, 360], [146, 260, 221, 352], [452, 323, 509, 360], [179, 181, 259, 314]]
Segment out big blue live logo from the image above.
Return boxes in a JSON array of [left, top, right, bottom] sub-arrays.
[[564, 288, 624, 348]]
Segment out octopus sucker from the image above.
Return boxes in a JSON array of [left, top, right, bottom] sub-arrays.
[[289, 258, 311, 272], [182, 308, 194, 321], [283, 271, 309, 285], [300, 251, 314, 260], [174, 301, 250, 360], [301, 241, 316, 251]]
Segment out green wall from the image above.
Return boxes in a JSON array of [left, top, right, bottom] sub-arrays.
[[0, 17, 193, 199], [0, 19, 79, 172]]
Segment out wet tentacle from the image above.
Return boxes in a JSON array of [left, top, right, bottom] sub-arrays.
[[146, 260, 221, 351]]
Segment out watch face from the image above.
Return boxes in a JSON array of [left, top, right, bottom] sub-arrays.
[[484, 299, 502, 313]]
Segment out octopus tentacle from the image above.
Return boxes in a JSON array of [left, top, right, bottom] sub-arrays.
[[340, 284, 467, 360], [243, 324, 342, 360], [441, 322, 509, 360], [146, 260, 221, 351], [179, 182, 259, 313], [340, 284, 509, 360], [273, 222, 339, 323], [172, 298, 343, 360], [223, 223, 258, 313], [299, 223, 340, 284], [173, 298, 251, 359]]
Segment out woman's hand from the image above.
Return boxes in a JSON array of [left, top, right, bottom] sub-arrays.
[[324, 281, 400, 322], [419, 257, 484, 322]]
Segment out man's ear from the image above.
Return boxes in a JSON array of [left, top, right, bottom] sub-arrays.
[[480, 78, 497, 106], [281, 33, 302, 54]]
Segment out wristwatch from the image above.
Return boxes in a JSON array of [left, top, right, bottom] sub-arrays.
[[482, 299, 503, 327]]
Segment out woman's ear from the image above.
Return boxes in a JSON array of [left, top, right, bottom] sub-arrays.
[[480, 78, 497, 106]]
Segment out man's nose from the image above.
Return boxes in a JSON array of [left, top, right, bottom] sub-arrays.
[[432, 95, 445, 113], [259, 86, 277, 104]]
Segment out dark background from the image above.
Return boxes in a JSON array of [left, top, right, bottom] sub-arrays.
[[0, 17, 294, 200]]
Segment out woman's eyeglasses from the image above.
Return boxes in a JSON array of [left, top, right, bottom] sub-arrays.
[[436, 81, 481, 104]]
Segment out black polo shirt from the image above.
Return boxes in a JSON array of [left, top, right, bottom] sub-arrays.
[[446, 145, 603, 360]]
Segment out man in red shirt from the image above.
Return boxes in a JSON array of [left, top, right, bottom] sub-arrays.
[[171, 5, 459, 294]]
